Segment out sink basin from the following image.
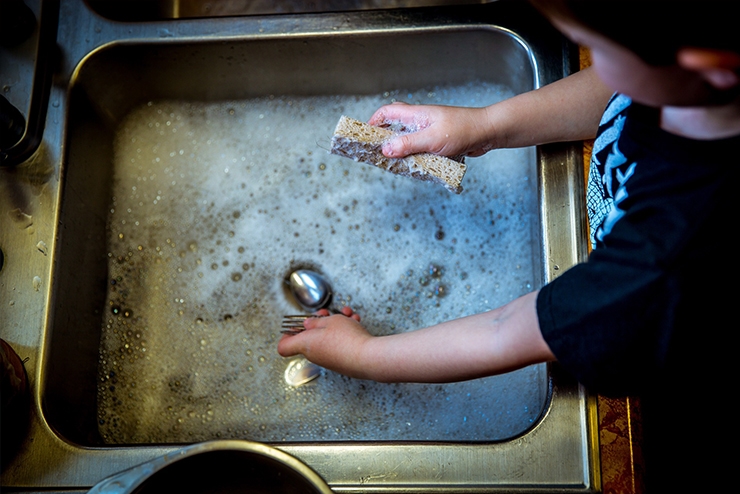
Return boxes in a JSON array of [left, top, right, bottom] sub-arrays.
[[50, 26, 547, 447], [1, 1, 597, 491]]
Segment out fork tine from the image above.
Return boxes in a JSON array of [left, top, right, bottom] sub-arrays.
[[280, 329, 304, 335], [282, 315, 327, 324], [283, 314, 329, 318]]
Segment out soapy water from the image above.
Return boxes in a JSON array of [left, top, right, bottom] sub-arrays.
[[96, 82, 547, 444]]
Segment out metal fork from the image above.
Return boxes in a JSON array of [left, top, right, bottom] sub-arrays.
[[281, 314, 322, 335]]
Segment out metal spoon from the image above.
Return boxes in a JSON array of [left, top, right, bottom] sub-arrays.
[[287, 269, 332, 311], [283, 270, 331, 385], [284, 357, 322, 387]]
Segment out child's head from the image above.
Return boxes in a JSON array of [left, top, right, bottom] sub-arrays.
[[530, 0, 740, 107]]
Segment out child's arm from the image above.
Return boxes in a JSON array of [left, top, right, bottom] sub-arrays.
[[371, 66, 612, 159], [277, 291, 555, 383]]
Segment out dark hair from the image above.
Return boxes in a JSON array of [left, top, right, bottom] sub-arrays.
[[529, 0, 740, 65]]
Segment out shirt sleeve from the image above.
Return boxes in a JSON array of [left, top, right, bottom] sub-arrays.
[[537, 259, 673, 394]]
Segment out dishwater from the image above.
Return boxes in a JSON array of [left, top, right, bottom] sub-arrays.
[[97, 82, 547, 444]]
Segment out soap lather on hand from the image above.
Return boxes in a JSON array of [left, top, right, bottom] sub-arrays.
[[330, 115, 467, 194]]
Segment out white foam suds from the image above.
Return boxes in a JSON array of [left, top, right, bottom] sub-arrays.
[[97, 82, 546, 444]]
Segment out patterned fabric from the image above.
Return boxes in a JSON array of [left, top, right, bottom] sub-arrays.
[[586, 93, 632, 248]]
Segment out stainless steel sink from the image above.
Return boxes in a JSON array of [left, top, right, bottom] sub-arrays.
[[0, 1, 597, 491]]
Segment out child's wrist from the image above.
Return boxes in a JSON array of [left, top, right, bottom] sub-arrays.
[[354, 334, 387, 381], [481, 104, 507, 150]]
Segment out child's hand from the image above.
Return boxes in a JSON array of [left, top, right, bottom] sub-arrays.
[[277, 306, 373, 379], [368, 102, 497, 159]]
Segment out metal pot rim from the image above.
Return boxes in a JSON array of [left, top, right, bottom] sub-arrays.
[[87, 440, 333, 494]]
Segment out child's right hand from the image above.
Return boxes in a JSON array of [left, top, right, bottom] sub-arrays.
[[368, 102, 498, 160]]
